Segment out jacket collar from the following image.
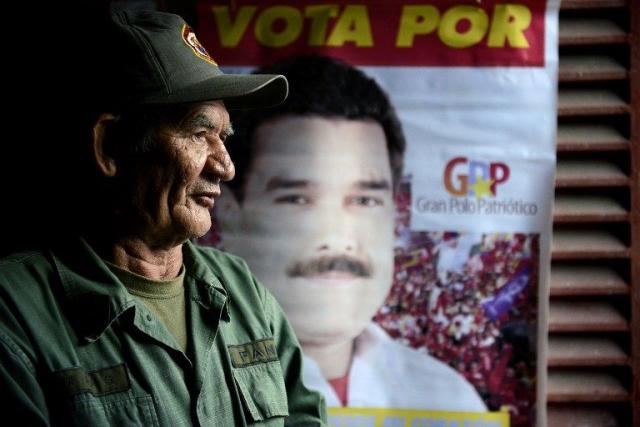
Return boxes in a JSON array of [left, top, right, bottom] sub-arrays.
[[182, 239, 230, 320], [51, 237, 229, 342]]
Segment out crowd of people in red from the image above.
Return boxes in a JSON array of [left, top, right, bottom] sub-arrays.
[[374, 178, 539, 426]]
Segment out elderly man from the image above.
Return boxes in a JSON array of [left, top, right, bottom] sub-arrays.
[[0, 10, 326, 427], [214, 55, 486, 411]]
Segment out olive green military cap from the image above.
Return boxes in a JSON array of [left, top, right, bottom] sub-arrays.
[[101, 10, 288, 109]]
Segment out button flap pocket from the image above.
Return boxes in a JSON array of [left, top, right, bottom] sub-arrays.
[[233, 361, 289, 422]]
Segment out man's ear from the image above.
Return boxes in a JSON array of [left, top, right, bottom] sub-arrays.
[[92, 113, 119, 177], [215, 183, 242, 234]]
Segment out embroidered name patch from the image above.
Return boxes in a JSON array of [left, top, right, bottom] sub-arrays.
[[228, 338, 278, 368], [53, 364, 130, 397]]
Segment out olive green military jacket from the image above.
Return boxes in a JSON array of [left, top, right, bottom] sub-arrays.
[[0, 237, 327, 426]]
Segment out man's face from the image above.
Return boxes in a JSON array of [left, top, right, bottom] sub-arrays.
[[221, 115, 394, 346], [123, 101, 235, 245]]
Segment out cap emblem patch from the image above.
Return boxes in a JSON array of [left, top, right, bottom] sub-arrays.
[[182, 25, 217, 66]]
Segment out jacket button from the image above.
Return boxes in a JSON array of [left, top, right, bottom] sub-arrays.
[[146, 314, 153, 322]]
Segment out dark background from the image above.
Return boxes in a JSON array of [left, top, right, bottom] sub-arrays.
[[0, 1, 106, 257], [0, 0, 200, 257]]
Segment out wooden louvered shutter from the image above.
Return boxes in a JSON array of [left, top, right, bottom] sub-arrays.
[[549, 1, 638, 425]]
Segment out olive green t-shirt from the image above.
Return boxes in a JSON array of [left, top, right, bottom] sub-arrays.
[[106, 262, 187, 352]]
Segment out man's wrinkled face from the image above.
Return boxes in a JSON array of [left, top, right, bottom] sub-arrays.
[[124, 101, 235, 245], [221, 115, 394, 346]]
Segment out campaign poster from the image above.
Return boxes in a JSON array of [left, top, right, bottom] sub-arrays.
[[196, 1, 558, 426]]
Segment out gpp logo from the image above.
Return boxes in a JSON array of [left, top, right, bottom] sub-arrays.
[[444, 157, 510, 198]]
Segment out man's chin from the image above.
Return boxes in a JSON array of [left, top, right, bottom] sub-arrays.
[[284, 305, 371, 340], [191, 223, 213, 240], [177, 218, 212, 242], [170, 205, 213, 238], [296, 325, 366, 348]]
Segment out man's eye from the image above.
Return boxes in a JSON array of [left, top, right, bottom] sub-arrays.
[[349, 196, 383, 207], [192, 131, 207, 140], [274, 195, 310, 205]]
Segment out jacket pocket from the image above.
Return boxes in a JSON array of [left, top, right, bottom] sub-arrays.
[[50, 364, 160, 427], [232, 360, 289, 425], [57, 392, 159, 427]]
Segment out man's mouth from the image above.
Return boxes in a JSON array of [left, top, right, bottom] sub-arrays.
[[304, 270, 361, 281], [191, 191, 218, 208]]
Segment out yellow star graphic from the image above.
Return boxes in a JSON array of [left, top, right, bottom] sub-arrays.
[[469, 176, 494, 199]]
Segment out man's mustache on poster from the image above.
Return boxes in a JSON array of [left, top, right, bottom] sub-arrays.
[[287, 255, 372, 279]]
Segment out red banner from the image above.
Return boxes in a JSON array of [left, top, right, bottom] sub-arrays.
[[197, 0, 545, 67]]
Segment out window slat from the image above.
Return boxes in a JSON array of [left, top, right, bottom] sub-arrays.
[[560, 0, 628, 9], [557, 124, 629, 152], [559, 55, 628, 82], [548, 335, 628, 366], [555, 159, 628, 187], [559, 18, 628, 45], [549, 300, 628, 331], [558, 89, 629, 116], [552, 229, 629, 259], [551, 264, 629, 295], [547, 370, 629, 401], [554, 194, 628, 222], [548, 405, 621, 427]]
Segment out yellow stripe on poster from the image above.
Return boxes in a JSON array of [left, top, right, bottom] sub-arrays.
[[327, 407, 510, 427]]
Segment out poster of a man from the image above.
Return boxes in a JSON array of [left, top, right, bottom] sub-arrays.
[[205, 54, 487, 411]]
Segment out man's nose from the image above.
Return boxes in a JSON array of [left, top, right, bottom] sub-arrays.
[[314, 215, 358, 254], [205, 145, 235, 182], [316, 236, 355, 253]]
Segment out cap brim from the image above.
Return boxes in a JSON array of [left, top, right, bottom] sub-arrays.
[[142, 74, 288, 109]]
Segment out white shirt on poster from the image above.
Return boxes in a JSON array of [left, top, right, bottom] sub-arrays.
[[303, 323, 487, 411]]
